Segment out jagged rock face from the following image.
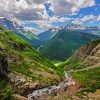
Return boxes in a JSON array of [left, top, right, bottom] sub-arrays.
[[8, 72, 39, 95], [73, 42, 99, 59], [73, 40, 100, 67], [0, 53, 8, 79]]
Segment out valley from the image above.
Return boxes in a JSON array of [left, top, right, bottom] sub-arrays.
[[0, 0, 100, 100], [0, 17, 100, 100], [0, 27, 63, 99], [0, 26, 100, 100]]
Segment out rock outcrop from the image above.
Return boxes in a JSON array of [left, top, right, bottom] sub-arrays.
[[63, 39, 100, 71], [73, 40, 100, 67], [0, 50, 9, 79]]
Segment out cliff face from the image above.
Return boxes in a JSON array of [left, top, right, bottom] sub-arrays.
[[68, 40, 100, 94], [62, 40, 100, 71], [73, 40, 100, 67]]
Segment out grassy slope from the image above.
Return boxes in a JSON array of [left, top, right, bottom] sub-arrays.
[[0, 80, 13, 100], [58, 39, 100, 92], [61, 39, 100, 71], [40, 30, 99, 61], [71, 67, 100, 92], [0, 27, 63, 85]]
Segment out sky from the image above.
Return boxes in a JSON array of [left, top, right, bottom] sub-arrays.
[[0, 0, 100, 34]]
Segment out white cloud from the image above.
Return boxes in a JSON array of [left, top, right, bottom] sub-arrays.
[[50, 16, 71, 23], [72, 15, 97, 24], [24, 27, 42, 35], [97, 15, 100, 21], [0, 0, 49, 23], [35, 21, 53, 29], [50, 0, 95, 16], [81, 15, 96, 22], [0, 0, 96, 21], [0, 0, 96, 29]]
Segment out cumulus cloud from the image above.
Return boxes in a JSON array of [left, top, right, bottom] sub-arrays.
[[0, 0, 49, 23], [50, 16, 72, 23], [34, 21, 53, 29], [72, 15, 97, 24], [24, 27, 42, 35], [0, 0, 96, 29], [50, 0, 95, 16], [0, 0, 96, 20]]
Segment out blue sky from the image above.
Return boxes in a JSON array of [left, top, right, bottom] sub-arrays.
[[0, 0, 100, 34], [48, 0, 100, 27]]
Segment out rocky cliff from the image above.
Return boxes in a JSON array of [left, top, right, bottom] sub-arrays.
[[60, 39, 100, 97], [61, 39, 100, 71], [73, 39, 100, 68]]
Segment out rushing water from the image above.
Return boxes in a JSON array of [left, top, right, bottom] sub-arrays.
[[28, 72, 75, 100]]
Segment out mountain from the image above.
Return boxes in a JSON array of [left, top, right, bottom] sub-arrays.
[[64, 23, 100, 36], [64, 23, 87, 30], [61, 39, 100, 92], [0, 17, 41, 48], [77, 29, 100, 36], [64, 23, 100, 30], [0, 27, 62, 99], [38, 24, 100, 46], [62, 39, 100, 70], [38, 28, 58, 42], [39, 30, 100, 60]]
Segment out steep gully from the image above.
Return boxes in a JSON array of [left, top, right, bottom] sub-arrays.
[[28, 71, 75, 100]]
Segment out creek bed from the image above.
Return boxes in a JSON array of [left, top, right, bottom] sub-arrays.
[[28, 72, 75, 100]]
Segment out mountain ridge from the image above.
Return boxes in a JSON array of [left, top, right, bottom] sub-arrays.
[[0, 17, 42, 48], [39, 30, 100, 60]]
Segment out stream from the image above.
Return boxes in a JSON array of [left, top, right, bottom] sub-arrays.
[[28, 71, 75, 100]]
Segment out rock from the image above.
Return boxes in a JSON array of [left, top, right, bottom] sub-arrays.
[[9, 42, 25, 51], [73, 41, 100, 67], [0, 52, 9, 79], [13, 94, 28, 100], [28, 72, 75, 100]]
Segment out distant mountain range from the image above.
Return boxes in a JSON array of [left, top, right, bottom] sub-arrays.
[[0, 17, 41, 48], [38, 28, 57, 42], [39, 30, 100, 60], [0, 17, 100, 61], [37, 23, 100, 43], [64, 23, 100, 30], [64, 23, 100, 36]]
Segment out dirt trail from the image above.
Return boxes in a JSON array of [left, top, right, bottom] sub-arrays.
[[74, 63, 100, 72]]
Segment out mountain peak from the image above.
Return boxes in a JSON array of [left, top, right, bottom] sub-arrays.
[[64, 23, 87, 30]]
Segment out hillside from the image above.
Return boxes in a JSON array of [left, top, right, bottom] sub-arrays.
[[0, 17, 41, 48], [62, 39, 100, 70], [59, 39, 100, 93], [40, 30, 99, 61], [0, 27, 62, 99], [39, 39, 100, 100]]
